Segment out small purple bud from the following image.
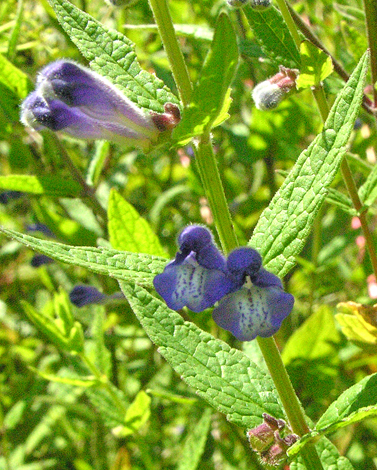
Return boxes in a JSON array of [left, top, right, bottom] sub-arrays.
[[247, 414, 286, 452], [252, 67, 298, 110], [69, 285, 106, 308], [0, 191, 23, 204], [21, 60, 165, 151], [151, 102, 181, 132], [26, 223, 55, 238], [31, 254, 54, 267]]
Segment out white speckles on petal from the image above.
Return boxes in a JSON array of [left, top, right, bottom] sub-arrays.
[[212, 285, 294, 341]]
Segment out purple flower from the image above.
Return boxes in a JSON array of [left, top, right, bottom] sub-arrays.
[[0, 191, 23, 204], [20, 60, 161, 151], [153, 226, 234, 312], [69, 285, 106, 307], [31, 254, 54, 267], [69, 285, 125, 308], [212, 247, 294, 341], [26, 223, 55, 238], [154, 225, 294, 340]]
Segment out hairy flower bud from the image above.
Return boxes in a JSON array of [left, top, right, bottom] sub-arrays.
[[252, 67, 298, 110], [247, 414, 286, 452], [20, 60, 166, 151], [260, 432, 298, 467]]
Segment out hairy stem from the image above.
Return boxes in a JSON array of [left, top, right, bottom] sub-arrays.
[[148, 0, 193, 106], [363, 0, 377, 107], [51, 135, 108, 230], [151, 1, 324, 468]]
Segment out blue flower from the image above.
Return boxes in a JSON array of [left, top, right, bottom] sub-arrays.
[[69, 285, 125, 308], [213, 248, 294, 340], [153, 226, 234, 312], [0, 191, 23, 204], [20, 60, 163, 151], [154, 226, 294, 340], [31, 254, 54, 267], [69, 285, 107, 307]]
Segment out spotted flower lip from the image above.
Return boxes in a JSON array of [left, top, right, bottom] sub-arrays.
[[20, 60, 160, 150], [154, 225, 294, 340]]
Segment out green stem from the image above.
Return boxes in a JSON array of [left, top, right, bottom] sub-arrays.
[[311, 82, 377, 281], [195, 136, 238, 252], [363, 0, 377, 108], [151, 2, 323, 469], [258, 337, 324, 470], [286, 2, 375, 115], [311, 85, 329, 122], [275, 0, 301, 49], [148, 0, 193, 106], [277, 0, 377, 281], [51, 135, 108, 230], [79, 352, 128, 415], [341, 159, 377, 279]]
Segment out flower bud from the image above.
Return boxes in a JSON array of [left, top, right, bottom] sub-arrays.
[[21, 60, 166, 151], [247, 414, 286, 452], [260, 432, 298, 467], [31, 254, 54, 267], [252, 67, 298, 110], [69, 285, 106, 307]]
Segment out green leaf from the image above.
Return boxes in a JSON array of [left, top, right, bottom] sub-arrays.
[[243, 4, 301, 68], [326, 188, 356, 215], [108, 189, 168, 257], [340, 22, 368, 63], [21, 293, 84, 354], [317, 373, 377, 430], [177, 408, 212, 470], [172, 13, 239, 142], [48, 0, 179, 113], [90, 307, 112, 376], [290, 435, 355, 469], [30, 368, 98, 388], [124, 23, 214, 42], [334, 3, 365, 22], [0, 175, 82, 197], [0, 52, 32, 99], [116, 390, 151, 437], [0, 52, 32, 123], [289, 374, 377, 459], [0, 227, 167, 287], [296, 41, 334, 90], [120, 282, 283, 429], [282, 307, 341, 413], [250, 52, 369, 277], [282, 306, 341, 365], [358, 163, 377, 207], [85, 386, 128, 428]]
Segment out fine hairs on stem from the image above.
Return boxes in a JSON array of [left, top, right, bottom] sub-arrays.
[[148, 0, 324, 468]]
